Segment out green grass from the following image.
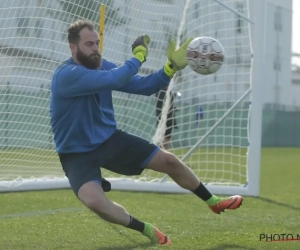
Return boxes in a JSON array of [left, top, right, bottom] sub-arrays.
[[0, 148, 300, 250]]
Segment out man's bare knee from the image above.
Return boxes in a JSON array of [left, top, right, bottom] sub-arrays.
[[166, 154, 185, 175], [147, 150, 183, 175], [78, 181, 108, 212], [77, 181, 130, 225]]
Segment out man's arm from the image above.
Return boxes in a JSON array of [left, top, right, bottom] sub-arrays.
[[54, 58, 141, 97], [54, 34, 151, 98], [117, 37, 193, 96], [117, 68, 171, 96]]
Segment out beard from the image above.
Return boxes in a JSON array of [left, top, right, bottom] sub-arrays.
[[76, 48, 102, 69]]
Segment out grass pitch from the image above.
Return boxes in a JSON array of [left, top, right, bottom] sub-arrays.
[[0, 147, 299, 250]]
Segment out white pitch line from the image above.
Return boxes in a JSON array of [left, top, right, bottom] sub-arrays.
[[0, 207, 85, 220]]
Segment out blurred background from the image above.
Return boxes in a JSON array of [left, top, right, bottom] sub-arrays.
[[0, 0, 299, 151]]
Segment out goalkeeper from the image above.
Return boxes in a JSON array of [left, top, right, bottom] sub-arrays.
[[50, 19, 243, 246]]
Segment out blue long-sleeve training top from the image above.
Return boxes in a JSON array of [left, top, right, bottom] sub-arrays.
[[50, 57, 171, 153]]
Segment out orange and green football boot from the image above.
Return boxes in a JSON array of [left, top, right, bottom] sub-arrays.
[[142, 223, 171, 246], [208, 195, 243, 214]]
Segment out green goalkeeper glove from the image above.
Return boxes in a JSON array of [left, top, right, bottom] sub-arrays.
[[132, 35, 150, 63], [164, 38, 194, 77]]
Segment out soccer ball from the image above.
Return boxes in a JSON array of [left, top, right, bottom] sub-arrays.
[[186, 36, 225, 75]]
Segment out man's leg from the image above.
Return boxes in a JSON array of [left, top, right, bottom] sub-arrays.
[[77, 181, 171, 245], [59, 145, 171, 246], [147, 149, 243, 214], [101, 129, 241, 214]]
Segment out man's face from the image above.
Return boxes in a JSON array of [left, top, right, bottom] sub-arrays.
[[71, 27, 102, 69]]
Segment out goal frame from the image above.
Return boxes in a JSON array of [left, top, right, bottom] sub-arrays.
[[0, 0, 265, 196]]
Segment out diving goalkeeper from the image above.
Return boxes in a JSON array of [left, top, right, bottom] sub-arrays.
[[50, 19, 243, 246]]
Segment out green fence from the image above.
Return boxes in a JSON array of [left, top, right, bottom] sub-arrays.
[[262, 104, 300, 147], [114, 97, 250, 148], [0, 89, 299, 149], [0, 89, 52, 149]]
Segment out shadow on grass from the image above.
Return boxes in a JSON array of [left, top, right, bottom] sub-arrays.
[[153, 194, 300, 213], [94, 223, 154, 250], [255, 196, 300, 212], [205, 244, 257, 250], [95, 242, 153, 250]]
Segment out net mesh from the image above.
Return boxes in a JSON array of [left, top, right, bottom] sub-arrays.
[[0, 0, 252, 187]]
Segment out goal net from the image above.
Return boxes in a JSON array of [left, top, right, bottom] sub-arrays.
[[0, 0, 262, 196]]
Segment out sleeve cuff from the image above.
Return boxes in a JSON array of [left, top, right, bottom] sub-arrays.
[[163, 61, 176, 78], [130, 57, 142, 66]]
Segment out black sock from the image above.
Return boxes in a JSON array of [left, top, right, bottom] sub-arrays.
[[192, 183, 213, 201], [126, 216, 145, 233]]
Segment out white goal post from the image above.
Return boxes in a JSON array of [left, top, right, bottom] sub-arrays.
[[0, 0, 265, 196]]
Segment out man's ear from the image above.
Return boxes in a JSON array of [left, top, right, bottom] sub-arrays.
[[69, 43, 77, 53]]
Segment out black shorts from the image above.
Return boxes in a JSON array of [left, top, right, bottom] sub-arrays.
[[58, 129, 159, 196]]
